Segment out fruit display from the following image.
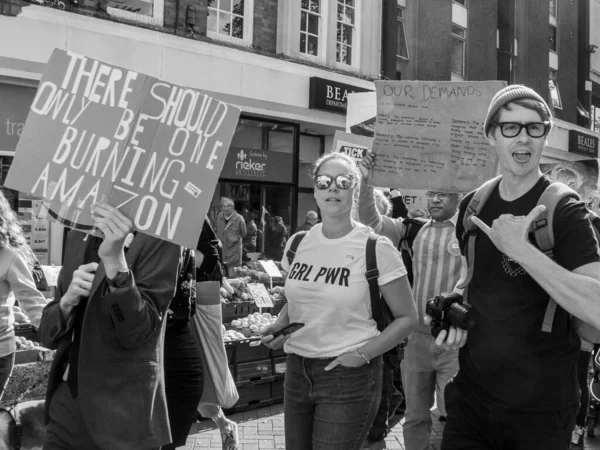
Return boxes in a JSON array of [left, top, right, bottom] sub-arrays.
[[219, 278, 287, 305], [16, 336, 39, 351], [223, 312, 279, 341]]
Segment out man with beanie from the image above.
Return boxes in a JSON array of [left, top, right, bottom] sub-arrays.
[[437, 85, 600, 449]]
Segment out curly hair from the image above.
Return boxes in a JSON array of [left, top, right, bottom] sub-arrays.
[[0, 189, 34, 269]]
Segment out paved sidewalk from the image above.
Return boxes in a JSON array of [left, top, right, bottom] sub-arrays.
[[183, 402, 600, 449]]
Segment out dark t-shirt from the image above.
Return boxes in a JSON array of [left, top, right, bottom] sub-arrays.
[[456, 175, 600, 411]]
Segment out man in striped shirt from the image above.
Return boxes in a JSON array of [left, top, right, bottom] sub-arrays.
[[359, 154, 462, 450]]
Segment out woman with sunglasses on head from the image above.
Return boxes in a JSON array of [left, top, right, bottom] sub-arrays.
[[261, 152, 417, 450]]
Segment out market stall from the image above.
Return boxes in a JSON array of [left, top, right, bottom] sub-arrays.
[[218, 260, 288, 414]]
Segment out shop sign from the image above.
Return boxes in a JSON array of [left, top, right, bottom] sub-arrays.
[[569, 130, 598, 158], [309, 77, 371, 115], [0, 83, 37, 152], [220, 147, 294, 183]]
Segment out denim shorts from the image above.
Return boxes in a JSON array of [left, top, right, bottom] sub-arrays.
[[284, 353, 383, 450]]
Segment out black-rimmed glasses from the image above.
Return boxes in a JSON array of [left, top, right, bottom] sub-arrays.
[[314, 174, 356, 190], [497, 122, 550, 138]]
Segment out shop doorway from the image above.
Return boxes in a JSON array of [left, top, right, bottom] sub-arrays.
[[210, 182, 293, 261]]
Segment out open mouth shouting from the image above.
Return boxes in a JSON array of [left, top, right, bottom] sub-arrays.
[[512, 150, 531, 163]]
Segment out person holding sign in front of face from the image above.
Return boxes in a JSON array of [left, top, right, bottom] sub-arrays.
[[261, 152, 417, 450], [39, 203, 183, 450]]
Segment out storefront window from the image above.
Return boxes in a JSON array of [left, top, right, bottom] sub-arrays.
[[268, 128, 294, 154], [299, 134, 323, 188]]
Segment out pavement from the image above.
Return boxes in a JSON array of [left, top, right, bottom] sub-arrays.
[[182, 402, 600, 449]]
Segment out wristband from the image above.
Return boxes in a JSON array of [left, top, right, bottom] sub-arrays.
[[356, 347, 370, 365]]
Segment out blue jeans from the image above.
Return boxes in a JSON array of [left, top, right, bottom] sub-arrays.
[[0, 352, 15, 402], [284, 353, 383, 450], [401, 332, 459, 450]]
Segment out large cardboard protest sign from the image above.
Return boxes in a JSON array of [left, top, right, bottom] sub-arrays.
[[371, 81, 506, 192], [5, 49, 240, 249]]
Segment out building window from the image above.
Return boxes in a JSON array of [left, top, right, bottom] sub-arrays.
[[207, 0, 254, 45], [107, 0, 164, 25], [451, 26, 466, 78], [549, 25, 557, 51], [454, 0, 466, 5], [593, 105, 600, 132], [336, 0, 355, 65], [397, 7, 409, 60], [300, 0, 321, 56], [549, 70, 562, 110], [549, 0, 557, 19]]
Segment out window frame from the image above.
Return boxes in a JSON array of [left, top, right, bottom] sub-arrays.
[[451, 25, 466, 79], [335, 0, 356, 66], [549, 78, 563, 110], [207, 0, 255, 48], [396, 6, 409, 60], [299, 0, 324, 60], [453, 0, 467, 6], [107, 0, 164, 26]]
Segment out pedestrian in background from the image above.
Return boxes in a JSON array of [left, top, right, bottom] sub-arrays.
[[0, 189, 48, 402], [295, 210, 319, 233], [216, 197, 246, 274]]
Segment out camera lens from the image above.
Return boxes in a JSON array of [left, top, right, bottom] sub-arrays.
[[447, 303, 476, 330]]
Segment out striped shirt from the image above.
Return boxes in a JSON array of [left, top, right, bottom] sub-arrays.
[[358, 184, 462, 334], [412, 218, 462, 332]]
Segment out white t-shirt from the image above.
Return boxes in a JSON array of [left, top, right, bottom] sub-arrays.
[[281, 222, 407, 358]]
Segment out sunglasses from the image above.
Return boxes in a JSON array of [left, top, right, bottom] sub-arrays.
[[497, 122, 550, 138], [425, 192, 453, 200], [314, 174, 357, 190]]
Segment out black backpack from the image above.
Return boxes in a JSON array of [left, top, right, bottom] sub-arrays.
[[397, 217, 427, 287], [286, 231, 400, 365], [459, 175, 600, 343]]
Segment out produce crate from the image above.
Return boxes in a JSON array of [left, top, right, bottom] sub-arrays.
[[15, 324, 38, 341], [233, 338, 271, 364], [222, 302, 257, 322], [271, 378, 284, 402], [225, 341, 235, 363], [235, 359, 273, 385], [272, 356, 286, 377], [223, 381, 273, 414]]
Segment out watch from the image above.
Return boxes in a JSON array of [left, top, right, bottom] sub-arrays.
[[106, 270, 131, 289]]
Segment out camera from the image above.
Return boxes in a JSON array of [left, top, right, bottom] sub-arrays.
[[425, 292, 475, 338]]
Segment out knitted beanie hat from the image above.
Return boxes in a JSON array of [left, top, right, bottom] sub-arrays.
[[483, 84, 552, 137]]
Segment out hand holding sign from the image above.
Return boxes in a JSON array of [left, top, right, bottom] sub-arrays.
[[92, 203, 133, 270], [470, 205, 547, 264], [359, 151, 375, 181]]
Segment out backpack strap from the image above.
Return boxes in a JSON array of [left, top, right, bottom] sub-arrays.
[[533, 182, 580, 333], [366, 233, 384, 332], [457, 176, 503, 298], [398, 217, 427, 256], [285, 231, 308, 266]]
